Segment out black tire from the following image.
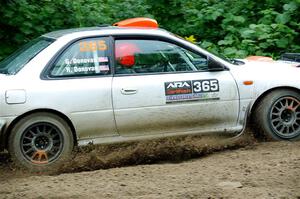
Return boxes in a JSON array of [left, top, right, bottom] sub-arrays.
[[8, 112, 74, 172], [253, 89, 300, 141]]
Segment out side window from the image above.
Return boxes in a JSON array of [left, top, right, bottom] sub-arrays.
[[50, 37, 110, 77], [114, 39, 208, 74]]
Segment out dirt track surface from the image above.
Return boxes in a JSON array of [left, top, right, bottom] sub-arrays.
[[0, 136, 299, 199]]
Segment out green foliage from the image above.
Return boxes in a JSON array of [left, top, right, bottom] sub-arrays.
[[146, 0, 300, 58], [0, 0, 299, 60], [0, 0, 150, 60]]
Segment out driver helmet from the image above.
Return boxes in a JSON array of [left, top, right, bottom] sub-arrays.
[[115, 42, 140, 67]]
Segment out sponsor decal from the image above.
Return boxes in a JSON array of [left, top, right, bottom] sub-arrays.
[[99, 65, 110, 71], [64, 57, 109, 65], [63, 56, 110, 74], [165, 79, 219, 103], [64, 65, 109, 74]]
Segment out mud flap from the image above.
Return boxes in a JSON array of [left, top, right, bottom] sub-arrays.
[[0, 120, 6, 150]]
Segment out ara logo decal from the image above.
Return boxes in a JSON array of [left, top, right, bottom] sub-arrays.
[[166, 81, 191, 89], [165, 81, 192, 96], [164, 79, 220, 103]]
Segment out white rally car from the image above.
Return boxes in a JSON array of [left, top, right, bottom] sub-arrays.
[[0, 18, 299, 171]]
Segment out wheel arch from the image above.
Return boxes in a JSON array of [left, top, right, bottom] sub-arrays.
[[4, 109, 77, 149], [250, 86, 300, 118]]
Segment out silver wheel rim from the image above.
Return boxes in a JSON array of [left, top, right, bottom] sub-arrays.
[[270, 96, 300, 139], [20, 122, 63, 165]]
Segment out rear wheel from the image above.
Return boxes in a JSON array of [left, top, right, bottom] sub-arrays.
[[253, 89, 300, 141], [8, 113, 74, 172]]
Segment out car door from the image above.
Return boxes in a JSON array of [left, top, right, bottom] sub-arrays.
[[42, 37, 118, 140], [112, 38, 239, 136]]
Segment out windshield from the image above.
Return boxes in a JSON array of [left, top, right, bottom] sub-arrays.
[[0, 37, 54, 75]]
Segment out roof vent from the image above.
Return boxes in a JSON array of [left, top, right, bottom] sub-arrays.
[[113, 17, 158, 28]]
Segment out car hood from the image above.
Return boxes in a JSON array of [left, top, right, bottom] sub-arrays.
[[243, 59, 300, 67], [238, 59, 299, 72], [228, 59, 300, 101], [230, 59, 300, 83]]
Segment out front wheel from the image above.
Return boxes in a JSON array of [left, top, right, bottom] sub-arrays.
[[253, 89, 300, 141], [8, 113, 74, 172]]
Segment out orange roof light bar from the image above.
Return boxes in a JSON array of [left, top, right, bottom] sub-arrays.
[[113, 17, 158, 29]]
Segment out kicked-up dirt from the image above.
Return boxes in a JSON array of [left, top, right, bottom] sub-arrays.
[[0, 132, 299, 199]]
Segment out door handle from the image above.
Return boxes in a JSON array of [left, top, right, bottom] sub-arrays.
[[121, 88, 138, 95]]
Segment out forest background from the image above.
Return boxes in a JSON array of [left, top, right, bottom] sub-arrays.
[[0, 0, 299, 61]]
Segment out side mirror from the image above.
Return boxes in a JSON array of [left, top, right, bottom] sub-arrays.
[[208, 57, 225, 71]]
